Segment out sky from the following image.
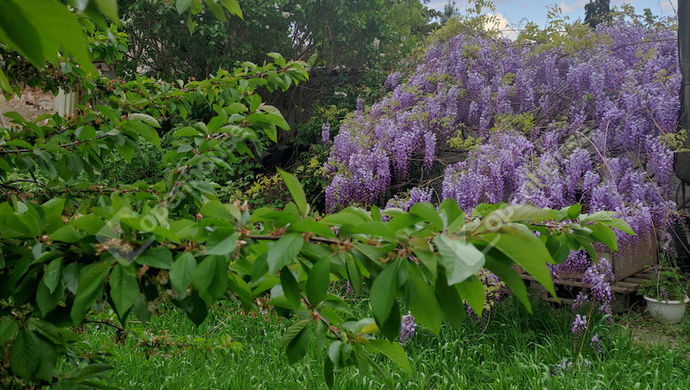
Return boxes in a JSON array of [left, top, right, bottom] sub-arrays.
[[427, 0, 678, 34]]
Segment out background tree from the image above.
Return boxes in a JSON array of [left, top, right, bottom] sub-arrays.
[[584, 0, 611, 28], [440, 0, 459, 24], [117, 0, 438, 126]]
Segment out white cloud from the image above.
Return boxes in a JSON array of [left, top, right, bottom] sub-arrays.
[[659, 0, 678, 15], [558, 0, 588, 14], [484, 12, 519, 40]]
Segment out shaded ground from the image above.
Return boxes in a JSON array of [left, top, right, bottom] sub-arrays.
[[617, 299, 690, 356]]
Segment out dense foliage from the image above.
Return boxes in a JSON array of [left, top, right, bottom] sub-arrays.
[[118, 0, 437, 81]]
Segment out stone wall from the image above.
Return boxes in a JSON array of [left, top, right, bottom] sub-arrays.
[[0, 87, 55, 121]]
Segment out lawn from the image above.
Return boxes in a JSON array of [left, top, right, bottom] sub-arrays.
[[69, 296, 690, 389]]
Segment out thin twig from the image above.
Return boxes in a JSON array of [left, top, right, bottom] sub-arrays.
[[576, 300, 596, 360], [0, 179, 46, 188], [0, 134, 109, 154], [247, 234, 341, 246]]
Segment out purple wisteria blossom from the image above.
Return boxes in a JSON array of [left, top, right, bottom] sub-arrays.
[[321, 122, 331, 145], [325, 20, 679, 241], [572, 314, 587, 335], [384, 72, 404, 90], [552, 358, 592, 375], [400, 311, 416, 343], [590, 333, 602, 353], [384, 187, 433, 211], [582, 258, 614, 315]]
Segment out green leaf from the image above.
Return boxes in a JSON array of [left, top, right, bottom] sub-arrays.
[[109, 264, 138, 319], [61, 262, 80, 294], [279, 267, 301, 308], [75, 126, 96, 140], [207, 256, 229, 300], [307, 257, 330, 306], [71, 261, 111, 325], [0, 67, 13, 94], [36, 279, 63, 317], [33, 333, 57, 381], [192, 258, 215, 295], [434, 270, 466, 328], [94, 0, 119, 22], [602, 218, 636, 236], [278, 169, 308, 216], [135, 247, 173, 269], [218, 0, 243, 19], [370, 264, 398, 327], [266, 233, 304, 274], [456, 276, 485, 317], [71, 214, 105, 234], [480, 205, 559, 230], [484, 254, 531, 313], [176, 0, 193, 14], [10, 329, 39, 379], [0, 1, 45, 66], [49, 225, 83, 243], [205, 228, 237, 255], [322, 210, 367, 227], [264, 127, 278, 142], [128, 113, 161, 128], [267, 52, 286, 67], [15, 0, 95, 73], [405, 266, 442, 335], [173, 126, 202, 137], [205, 0, 227, 20], [582, 210, 617, 222], [439, 198, 464, 232], [0, 317, 18, 344], [350, 221, 397, 241], [281, 319, 311, 364], [125, 119, 161, 148], [379, 300, 401, 341], [289, 219, 336, 238], [483, 226, 555, 298], [324, 354, 334, 388], [589, 223, 617, 251], [434, 234, 485, 285], [43, 257, 62, 294], [345, 254, 362, 294], [328, 340, 343, 367], [199, 200, 240, 222], [567, 204, 582, 220], [71, 362, 113, 381], [181, 292, 208, 326], [170, 252, 197, 296], [132, 293, 151, 322], [409, 202, 443, 231], [365, 339, 412, 374]]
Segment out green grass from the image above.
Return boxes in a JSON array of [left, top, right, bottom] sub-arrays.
[[66, 297, 690, 389]]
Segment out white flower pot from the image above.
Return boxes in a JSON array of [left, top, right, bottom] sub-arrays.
[[643, 295, 689, 324]]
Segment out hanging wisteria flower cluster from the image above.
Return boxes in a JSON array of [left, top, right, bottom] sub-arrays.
[[400, 311, 417, 343], [384, 187, 433, 211], [325, 19, 678, 231], [324, 18, 680, 313]]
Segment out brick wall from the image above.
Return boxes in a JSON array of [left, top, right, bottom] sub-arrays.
[[0, 86, 55, 121]]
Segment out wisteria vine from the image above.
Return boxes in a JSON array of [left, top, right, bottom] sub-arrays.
[[324, 18, 681, 326]]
